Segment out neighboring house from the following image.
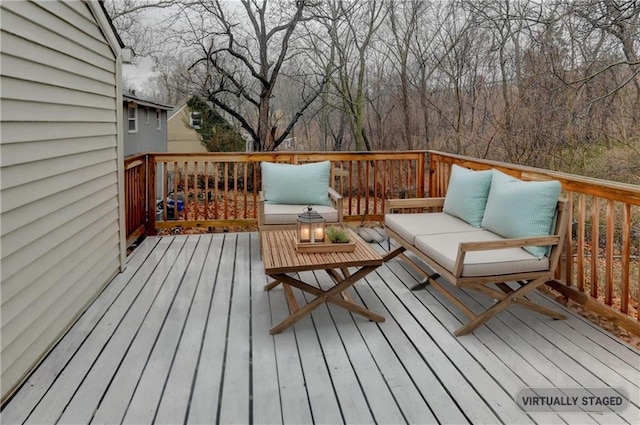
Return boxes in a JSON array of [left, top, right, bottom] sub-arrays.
[[0, 0, 126, 401], [167, 103, 207, 153], [122, 91, 172, 156]]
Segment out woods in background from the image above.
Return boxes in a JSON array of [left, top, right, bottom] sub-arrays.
[[108, 0, 640, 183]]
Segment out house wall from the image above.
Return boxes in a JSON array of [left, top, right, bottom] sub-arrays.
[[123, 103, 168, 156], [167, 106, 207, 153], [0, 0, 124, 401]]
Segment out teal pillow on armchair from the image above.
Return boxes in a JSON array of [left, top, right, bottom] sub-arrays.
[[261, 161, 331, 206]]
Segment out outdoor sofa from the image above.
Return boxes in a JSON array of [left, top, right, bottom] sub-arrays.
[[384, 165, 570, 336]]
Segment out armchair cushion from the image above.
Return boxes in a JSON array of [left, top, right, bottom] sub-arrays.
[[261, 161, 331, 206], [442, 165, 493, 227], [481, 170, 561, 258]]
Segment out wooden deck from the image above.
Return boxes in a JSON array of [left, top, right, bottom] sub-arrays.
[[2, 232, 639, 424]]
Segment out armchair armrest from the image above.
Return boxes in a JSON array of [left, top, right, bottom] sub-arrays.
[[385, 197, 445, 214], [328, 187, 344, 222], [453, 235, 561, 277]]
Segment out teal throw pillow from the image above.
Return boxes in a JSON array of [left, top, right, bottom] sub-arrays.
[[443, 165, 493, 227], [481, 170, 561, 258], [261, 161, 331, 206]]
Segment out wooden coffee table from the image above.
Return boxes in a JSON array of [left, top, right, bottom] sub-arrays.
[[261, 229, 385, 334]]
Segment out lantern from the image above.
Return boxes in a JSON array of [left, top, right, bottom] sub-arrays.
[[297, 206, 326, 243]]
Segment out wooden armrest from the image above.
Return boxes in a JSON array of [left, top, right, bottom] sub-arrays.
[[459, 235, 561, 253], [328, 187, 342, 201], [453, 235, 561, 277], [386, 197, 445, 213], [328, 187, 344, 222]]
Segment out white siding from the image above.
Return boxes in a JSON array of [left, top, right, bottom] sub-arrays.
[[0, 1, 123, 400]]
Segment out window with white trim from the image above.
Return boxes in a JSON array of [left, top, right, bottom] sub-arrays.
[[190, 112, 201, 129], [128, 104, 138, 133], [144, 107, 150, 124]]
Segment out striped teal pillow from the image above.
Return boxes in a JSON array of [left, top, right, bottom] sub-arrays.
[[261, 161, 331, 206], [481, 170, 561, 258], [443, 165, 493, 227]]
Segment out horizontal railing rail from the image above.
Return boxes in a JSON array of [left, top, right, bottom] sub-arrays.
[[428, 150, 640, 335]]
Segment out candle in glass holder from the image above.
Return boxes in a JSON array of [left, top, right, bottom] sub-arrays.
[[300, 227, 310, 241], [314, 227, 324, 242]]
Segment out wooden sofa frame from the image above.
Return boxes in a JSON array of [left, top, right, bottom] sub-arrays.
[[383, 196, 570, 336]]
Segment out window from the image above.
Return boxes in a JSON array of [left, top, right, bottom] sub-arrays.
[[144, 107, 150, 124], [156, 109, 161, 130], [190, 112, 201, 129], [128, 104, 138, 133]]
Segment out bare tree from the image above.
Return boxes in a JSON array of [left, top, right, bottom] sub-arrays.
[[323, 0, 387, 151], [385, 0, 425, 150], [566, 0, 640, 123], [176, 0, 327, 151], [104, 0, 180, 62]]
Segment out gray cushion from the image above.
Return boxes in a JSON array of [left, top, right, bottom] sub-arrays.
[[385, 212, 478, 245], [415, 230, 549, 277], [263, 203, 339, 225]]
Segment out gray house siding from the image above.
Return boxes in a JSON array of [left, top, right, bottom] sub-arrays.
[[0, 0, 125, 400], [122, 96, 170, 156]]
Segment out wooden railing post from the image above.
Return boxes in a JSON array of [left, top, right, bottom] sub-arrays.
[[417, 152, 426, 198], [147, 154, 157, 236]]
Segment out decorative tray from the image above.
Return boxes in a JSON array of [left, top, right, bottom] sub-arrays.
[[295, 240, 356, 253]]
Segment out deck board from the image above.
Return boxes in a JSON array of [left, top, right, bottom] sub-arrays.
[[2, 232, 639, 425]]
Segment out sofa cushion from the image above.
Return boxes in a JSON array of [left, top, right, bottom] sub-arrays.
[[263, 204, 339, 225], [385, 212, 478, 245], [415, 230, 549, 277], [443, 165, 493, 227], [261, 161, 331, 206], [481, 170, 561, 258]]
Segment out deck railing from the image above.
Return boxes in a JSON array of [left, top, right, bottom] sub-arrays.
[[123, 150, 639, 335], [122, 151, 427, 236], [124, 153, 147, 247], [428, 151, 640, 334]]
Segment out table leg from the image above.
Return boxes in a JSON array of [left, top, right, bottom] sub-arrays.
[[283, 284, 299, 312], [268, 266, 384, 334], [264, 279, 281, 291]]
